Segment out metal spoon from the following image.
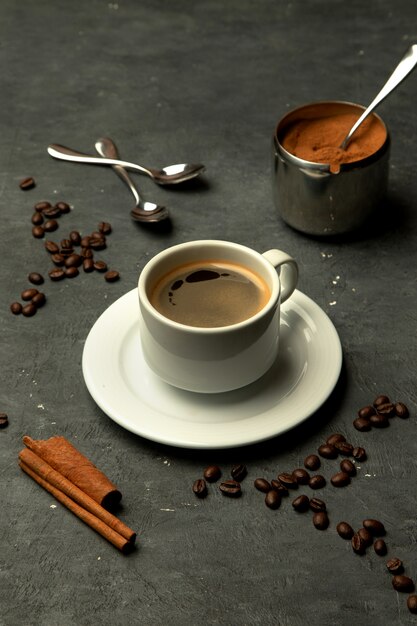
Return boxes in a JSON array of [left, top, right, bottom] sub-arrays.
[[94, 137, 169, 223], [340, 44, 417, 150], [47, 143, 205, 185]]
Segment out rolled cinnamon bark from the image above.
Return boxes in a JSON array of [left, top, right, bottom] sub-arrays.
[[23, 435, 121, 510]]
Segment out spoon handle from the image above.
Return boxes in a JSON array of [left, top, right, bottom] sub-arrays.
[[47, 144, 154, 179], [341, 44, 417, 149], [95, 138, 140, 206]]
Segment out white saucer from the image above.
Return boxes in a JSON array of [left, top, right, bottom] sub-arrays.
[[82, 289, 342, 449]]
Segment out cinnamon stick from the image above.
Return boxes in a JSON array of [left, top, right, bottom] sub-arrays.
[[19, 448, 136, 543], [23, 435, 121, 510], [19, 460, 135, 554]]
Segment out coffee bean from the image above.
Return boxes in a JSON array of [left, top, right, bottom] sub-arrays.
[[19, 177, 35, 190], [54, 201, 70, 213], [32, 225, 44, 238], [98, 221, 112, 234], [304, 454, 320, 471], [254, 478, 271, 493], [231, 464, 247, 482], [336, 521, 354, 540], [49, 268, 65, 281], [203, 465, 221, 482], [44, 219, 58, 232], [44, 206, 62, 219], [65, 254, 83, 268], [292, 494, 310, 512], [0, 412, 9, 428], [60, 239, 72, 250], [278, 472, 298, 489], [192, 478, 207, 498], [90, 238, 106, 250], [309, 475, 326, 490], [104, 270, 120, 283], [28, 272, 44, 285], [407, 595, 417, 614], [353, 417, 371, 432], [69, 230, 82, 245], [270, 479, 288, 496], [265, 489, 281, 509], [376, 402, 395, 417], [326, 433, 346, 446], [34, 201, 51, 212], [65, 267, 79, 278], [292, 468, 310, 485], [22, 303, 37, 317], [82, 247, 94, 259], [21, 288, 38, 301], [83, 258, 95, 273], [362, 519, 385, 536], [392, 575, 415, 593], [353, 447, 367, 461], [313, 511, 329, 530], [358, 527, 373, 547], [32, 292, 46, 308], [219, 480, 241, 497], [357, 405, 376, 419], [309, 497, 326, 512], [369, 413, 389, 428], [31, 212, 43, 226], [51, 253, 65, 266], [45, 241, 60, 254], [387, 558, 404, 574], [374, 394, 390, 407], [331, 471, 350, 488], [10, 302, 22, 315], [374, 539, 387, 556], [351, 533, 366, 555], [340, 459, 356, 476], [318, 443, 338, 459], [335, 441, 354, 456], [94, 260, 108, 273], [394, 402, 409, 419], [81, 236, 91, 247]]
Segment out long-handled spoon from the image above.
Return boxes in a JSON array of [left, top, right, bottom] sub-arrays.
[[94, 137, 169, 223], [340, 44, 417, 150], [47, 143, 205, 185]]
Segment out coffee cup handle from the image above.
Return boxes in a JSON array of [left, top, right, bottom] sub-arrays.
[[262, 249, 298, 303]]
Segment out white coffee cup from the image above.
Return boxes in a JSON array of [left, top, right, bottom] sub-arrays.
[[138, 240, 298, 393]]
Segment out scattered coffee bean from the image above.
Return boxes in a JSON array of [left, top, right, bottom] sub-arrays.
[[49, 268, 65, 281], [43, 206, 61, 218], [32, 225, 44, 238], [407, 595, 417, 614], [60, 238, 72, 250], [65, 267, 79, 278], [28, 272, 44, 285], [309, 497, 326, 512], [31, 212, 44, 226], [34, 201, 51, 212], [353, 417, 371, 432], [278, 472, 298, 489], [10, 302, 22, 315], [304, 454, 320, 471], [313, 511, 329, 530], [326, 433, 346, 446], [351, 533, 366, 555], [203, 465, 221, 482], [45, 241, 60, 254], [81, 236, 91, 247], [82, 247, 93, 259], [352, 447, 367, 461], [318, 443, 338, 459], [0, 413, 9, 428], [376, 402, 395, 417], [292, 468, 310, 485], [362, 519, 385, 536], [43, 219, 58, 232], [392, 575, 415, 593], [374, 539, 387, 556], [54, 201, 70, 213], [357, 405, 376, 419], [331, 471, 350, 488], [374, 394, 390, 407], [358, 527, 373, 547], [219, 480, 242, 497], [104, 270, 120, 283], [90, 238, 106, 251], [254, 478, 271, 493], [387, 558, 404, 574], [69, 230, 81, 245], [394, 402, 409, 418], [98, 221, 112, 234], [51, 253, 65, 266], [20, 177, 35, 190], [94, 260, 108, 272], [32, 292, 46, 308], [22, 303, 37, 317], [231, 464, 247, 482], [292, 494, 310, 512], [65, 254, 83, 268], [369, 413, 389, 428], [334, 441, 354, 456], [336, 521, 354, 540], [265, 489, 281, 509], [340, 459, 356, 476], [21, 288, 38, 301], [83, 258, 95, 273], [309, 475, 326, 490], [192, 478, 207, 498], [270, 479, 289, 496]]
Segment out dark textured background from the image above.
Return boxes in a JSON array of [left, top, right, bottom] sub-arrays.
[[1, 1, 417, 624]]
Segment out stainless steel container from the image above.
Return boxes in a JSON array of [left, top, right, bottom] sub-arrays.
[[272, 101, 390, 236]]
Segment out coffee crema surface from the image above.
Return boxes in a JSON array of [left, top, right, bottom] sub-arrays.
[[149, 260, 271, 328]]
